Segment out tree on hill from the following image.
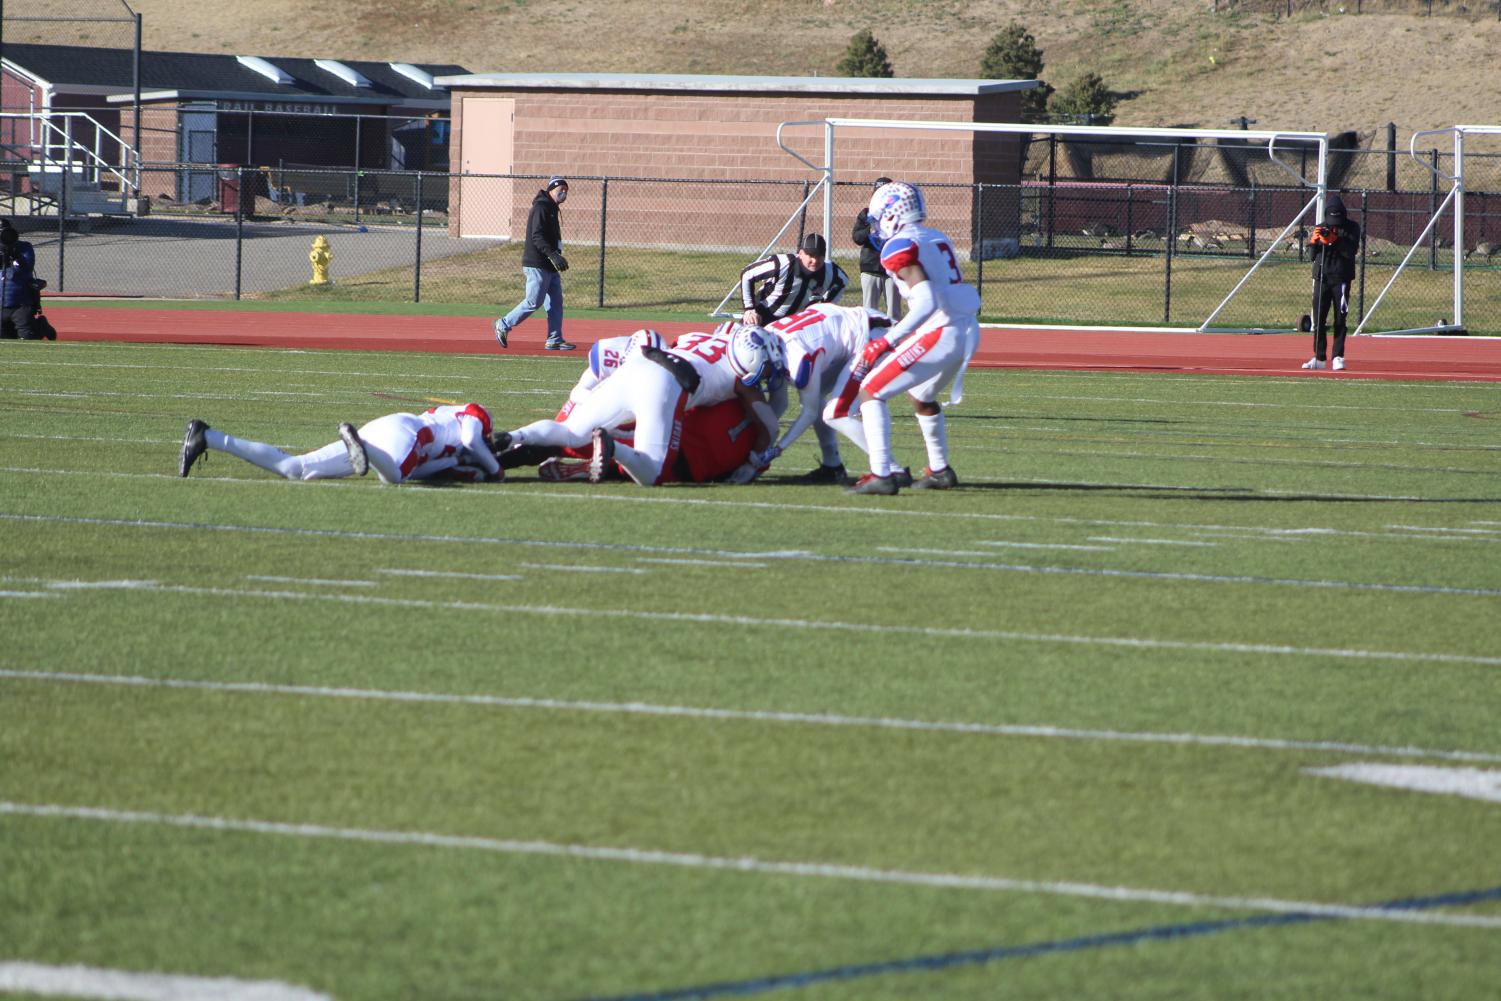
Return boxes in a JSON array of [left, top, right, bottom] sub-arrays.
[[979, 22, 1053, 123], [837, 29, 894, 78], [1049, 71, 1117, 126]]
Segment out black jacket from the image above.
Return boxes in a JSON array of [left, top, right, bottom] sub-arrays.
[[1, 239, 36, 309], [852, 209, 883, 276], [521, 189, 564, 272], [1310, 197, 1359, 285]]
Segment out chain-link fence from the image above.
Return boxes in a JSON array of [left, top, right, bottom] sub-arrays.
[[22, 157, 1501, 336]]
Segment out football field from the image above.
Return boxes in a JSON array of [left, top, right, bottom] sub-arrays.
[[3, 340, 1500, 1000]]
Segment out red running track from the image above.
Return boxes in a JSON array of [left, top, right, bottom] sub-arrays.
[[42, 306, 1501, 382]]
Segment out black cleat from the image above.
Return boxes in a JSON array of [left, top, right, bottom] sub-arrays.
[[793, 463, 851, 486], [845, 472, 899, 496], [588, 428, 616, 483], [338, 423, 369, 476], [179, 419, 209, 477], [911, 465, 959, 490]]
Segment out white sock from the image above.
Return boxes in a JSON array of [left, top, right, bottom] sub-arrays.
[[916, 411, 948, 472], [294, 441, 355, 481], [610, 441, 660, 485], [824, 415, 869, 455], [860, 398, 893, 477], [209, 430, 301, 479]]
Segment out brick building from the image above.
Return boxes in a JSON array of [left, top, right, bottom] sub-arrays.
[[436, 73, 1037, 256]]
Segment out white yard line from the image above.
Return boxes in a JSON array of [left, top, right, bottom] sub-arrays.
[[635, 558, 768, 568], [246, 576, 376, 587], [377, 568, 523, 581], [6, 668, 1501, 765], [7, 514, 1497, 597], [519, 563, 649, 575], [0, 962, 331, 1001], [975, 540, 1116, 552], [4, 801, 1499, 931], [1087, 537, 1220, 548]]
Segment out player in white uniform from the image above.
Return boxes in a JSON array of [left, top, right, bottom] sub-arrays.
[[555, 330, 665, 422], [178, 403, 502, 484], [847, 181, 982, 495], [496, 325, 783, 486]]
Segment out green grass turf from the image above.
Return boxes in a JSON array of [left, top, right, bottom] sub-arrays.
[[2, 340, 1500, 1000]]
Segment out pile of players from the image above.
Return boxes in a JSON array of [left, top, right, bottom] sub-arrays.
[[178, 182, 981, 496]]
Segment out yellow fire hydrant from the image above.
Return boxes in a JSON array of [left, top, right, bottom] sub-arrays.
[[309, 235, 332, 286]]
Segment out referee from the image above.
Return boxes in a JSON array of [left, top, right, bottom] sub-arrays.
[[739, 233, 848, 327]]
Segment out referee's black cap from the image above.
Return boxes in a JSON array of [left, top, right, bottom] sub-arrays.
[[801, 233, 827, 259]]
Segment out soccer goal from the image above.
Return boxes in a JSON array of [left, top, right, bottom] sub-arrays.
[[1353, 125, 1501, 338], [714, 117, 1330, 331]]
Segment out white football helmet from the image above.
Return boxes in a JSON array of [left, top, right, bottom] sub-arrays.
[[626, 328, 665, 356], [868, 181, 926, 241], [727, 326, 776, 387]]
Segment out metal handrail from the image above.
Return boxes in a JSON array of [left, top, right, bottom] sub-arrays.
[[0, 112, 140, 196]]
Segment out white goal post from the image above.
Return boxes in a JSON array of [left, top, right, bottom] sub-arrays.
[[1353, 124, 1501, 337], [715, 118, 1330, 331]]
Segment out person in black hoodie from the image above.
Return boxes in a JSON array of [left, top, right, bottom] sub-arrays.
[[0, 219, 40, 340], [852, 176, 901, 320], [493, 176, 575, 351], [1301, 194, 1359, 372]]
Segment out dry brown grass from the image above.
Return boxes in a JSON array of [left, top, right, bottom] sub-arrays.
[[49, 1, 1501, 134]]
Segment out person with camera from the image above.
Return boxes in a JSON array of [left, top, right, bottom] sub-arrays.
[[0, 219, 40, 341], [1301, 195, 1359, 372], [493, 175, 575, 351]]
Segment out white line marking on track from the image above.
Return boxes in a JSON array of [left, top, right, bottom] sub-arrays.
[[378, 568, 523, 582], [4, 801, 1499, 930], [8, 514, 1496, 597], [246, 575, 376, 587], [0, 961, 332, 1001], [1088, 536, 1220, 548], [6, 668, 1500, 764]]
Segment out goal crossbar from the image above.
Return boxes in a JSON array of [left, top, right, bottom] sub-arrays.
[[727, 118, 1330, 328]]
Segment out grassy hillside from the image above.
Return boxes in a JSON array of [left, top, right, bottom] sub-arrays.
[[62, 0, 1500, 135]]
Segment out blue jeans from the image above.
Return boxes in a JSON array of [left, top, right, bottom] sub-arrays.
[[500, 267, 565, 342]]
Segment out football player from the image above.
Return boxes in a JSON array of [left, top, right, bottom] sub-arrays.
[[178, 403, 503, 484], [847, 181, 982, 495]]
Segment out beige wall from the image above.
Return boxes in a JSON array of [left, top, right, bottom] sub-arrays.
[[449, 86, 1024, 251]]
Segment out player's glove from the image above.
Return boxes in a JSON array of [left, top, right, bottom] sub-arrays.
[[761, 444, 782, 464], [861, 336, 892, 368], [725, 462, 760, 485], [548, 252, 570, 272]]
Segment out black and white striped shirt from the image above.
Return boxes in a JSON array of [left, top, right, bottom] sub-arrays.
[[740, 254, 848, 322]]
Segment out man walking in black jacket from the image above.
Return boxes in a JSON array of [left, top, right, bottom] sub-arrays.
[[494, 176, 575, 351], [1301, 195, 1359, 372]]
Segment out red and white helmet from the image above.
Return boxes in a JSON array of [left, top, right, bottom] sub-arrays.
[[626, 328, 665, 356], [868, 181, 926, 241]]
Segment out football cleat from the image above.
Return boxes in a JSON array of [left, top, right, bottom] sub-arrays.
[[179, 419, 209, 477], [911, 465, 959, 490], [793, 463, 851, 486], [588, 428, 616, 483], [539, 457, 591, 482], [892, 466, 914, 488], [338, 423, 369, 476], [845, 472, 899, 496]]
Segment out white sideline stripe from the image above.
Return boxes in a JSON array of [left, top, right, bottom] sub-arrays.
[[877, 546, 1014, 558], [378, 568, 523, 582], [9, 514, 1497, 597], [8, 579, 1501, 668], [519, 562, 648, 575], [246, 576, 376, 587], [1088, 536, 1220, 548], [4, 802, 1499, 931], [7, 669, 1501, 765], [1387, 524, 1501, 537], [0, 590, 60, 599], [0, 961, 330, 1001], [1309, 763, 1501, 804]]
